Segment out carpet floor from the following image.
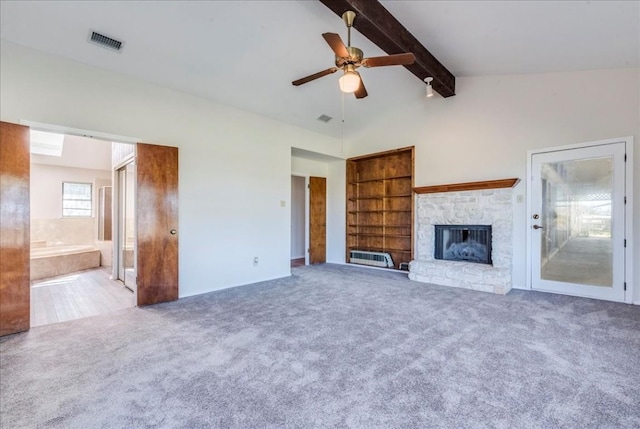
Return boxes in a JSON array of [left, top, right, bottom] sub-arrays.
[[1, 264, 639, 428]]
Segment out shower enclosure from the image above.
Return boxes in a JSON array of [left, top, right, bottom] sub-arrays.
[[115, 161, 136, 293]]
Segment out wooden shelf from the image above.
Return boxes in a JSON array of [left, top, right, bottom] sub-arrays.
[[346, 147, 414, 270], [348, 194, 411, 201], [414, 178, 520, 194], [349, 174, 412, 184], [348, 233, 411, 238], [348, 210, 411, 214]]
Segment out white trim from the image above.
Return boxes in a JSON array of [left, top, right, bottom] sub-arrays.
[[624, 138, 634, 304], [19, 120, 140, 144], [291, 172, 310, 266], [526, 136, 634, 303], [526, 136, 633, 155]]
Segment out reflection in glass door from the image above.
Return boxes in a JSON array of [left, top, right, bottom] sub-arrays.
[[117, 162, 136, 292], [530, 143, 626, 302]]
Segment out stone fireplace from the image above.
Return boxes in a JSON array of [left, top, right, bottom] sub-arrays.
[[409, 179, 519, 295]]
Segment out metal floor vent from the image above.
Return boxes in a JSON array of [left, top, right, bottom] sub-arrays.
[[88, 31, 123, 52], [350, 250, 394, 268]]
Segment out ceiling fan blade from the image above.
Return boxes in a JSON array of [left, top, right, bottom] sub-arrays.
[[362, 53, 416, 68], [322, 33, 349, 58], [354, 77, 368, 99], [292, 67, 338, 86]]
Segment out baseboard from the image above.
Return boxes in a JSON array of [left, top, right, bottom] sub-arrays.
[[290, 256, 305, 260], [511, 284, 528, 290], [178, 273, 292, 299]]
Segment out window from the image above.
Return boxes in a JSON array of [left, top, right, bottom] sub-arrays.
[[62, 182, 92, 217]]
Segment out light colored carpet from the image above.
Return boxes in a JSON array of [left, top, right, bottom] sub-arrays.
[[1, 264, 639, 428]]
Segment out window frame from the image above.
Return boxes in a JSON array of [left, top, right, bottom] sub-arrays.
[[62, 181, 93, 218]]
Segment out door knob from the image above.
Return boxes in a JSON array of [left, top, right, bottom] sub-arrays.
[[170, 229, 177, 235], [533, 225, 544, 230]]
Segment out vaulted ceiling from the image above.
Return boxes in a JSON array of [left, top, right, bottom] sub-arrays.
[[1, 1, 638, 139]]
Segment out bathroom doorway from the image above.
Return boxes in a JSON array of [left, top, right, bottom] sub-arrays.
[[2, 122, 179, 336], [28, 130, 134, 327]]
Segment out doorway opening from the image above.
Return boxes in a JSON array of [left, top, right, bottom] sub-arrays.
[[291, 175, 306, 268], [29, 130, 135, 326]]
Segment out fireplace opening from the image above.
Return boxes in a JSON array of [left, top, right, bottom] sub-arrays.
[[434, 225, 492, 265]]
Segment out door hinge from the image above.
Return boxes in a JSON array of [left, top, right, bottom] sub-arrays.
[[624, 282, 627, 291], [624, 153, 627, 162], [307, 248, 310, 253], [624, 196, 627, 204], [624, 239, 627, 248]]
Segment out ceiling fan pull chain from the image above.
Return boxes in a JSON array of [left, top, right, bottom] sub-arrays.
[[341, 91, 345, 154]]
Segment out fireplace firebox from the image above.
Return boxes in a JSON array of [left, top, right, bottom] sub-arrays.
[[434, 225, 492, 265]]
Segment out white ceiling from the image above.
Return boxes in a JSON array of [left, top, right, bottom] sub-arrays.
[[1, 1, 638, 139], [31, 135, 113, 171]]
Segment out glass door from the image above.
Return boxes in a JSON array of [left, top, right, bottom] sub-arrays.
[[117, 162, 136, 292], [530, 143, 626, 301]]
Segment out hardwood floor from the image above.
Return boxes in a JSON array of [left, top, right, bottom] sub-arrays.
[[31, 267, 134, 327]]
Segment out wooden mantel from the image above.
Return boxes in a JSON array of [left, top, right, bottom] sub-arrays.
[[414, 178, 520, 194]]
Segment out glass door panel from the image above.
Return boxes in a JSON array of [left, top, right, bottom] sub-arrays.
[[531, 143, 625, 302], [117, 162, 136, 292]]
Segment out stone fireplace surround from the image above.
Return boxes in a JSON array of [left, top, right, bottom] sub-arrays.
[[409, 179, 519, 295]]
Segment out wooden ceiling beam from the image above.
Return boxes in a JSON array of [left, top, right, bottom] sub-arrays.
[[319, 0, 456, 97]]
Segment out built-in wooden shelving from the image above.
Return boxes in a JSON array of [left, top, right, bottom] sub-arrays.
[[346, 146, 414, 270]]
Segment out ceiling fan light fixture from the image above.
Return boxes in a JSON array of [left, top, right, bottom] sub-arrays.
[[424, 77, 434, 98], [339, 69, 361, 93]]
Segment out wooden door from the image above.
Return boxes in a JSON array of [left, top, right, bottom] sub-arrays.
[[309, 176, 326, 264], [136, 143, 179, 306], [0, 122, 31, 336]]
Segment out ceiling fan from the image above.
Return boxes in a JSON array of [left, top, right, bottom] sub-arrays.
[[291, 10, 416, 99]]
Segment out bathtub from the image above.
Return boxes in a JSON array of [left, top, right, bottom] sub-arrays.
[[31, 245, 101, 281]]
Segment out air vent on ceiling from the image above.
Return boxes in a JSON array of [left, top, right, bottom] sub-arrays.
[[88, 31, 124, 52], [317, 114, 332, 123]]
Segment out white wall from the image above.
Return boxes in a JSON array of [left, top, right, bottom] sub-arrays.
[[1, 41, 343, 298], [290, 175, 305, 259], [30, 163, 111, 219], [326, 160, 346, 264], [291, 156, 330, 178], [30, 163, 111, 247], [346, 68, 640, 302]]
